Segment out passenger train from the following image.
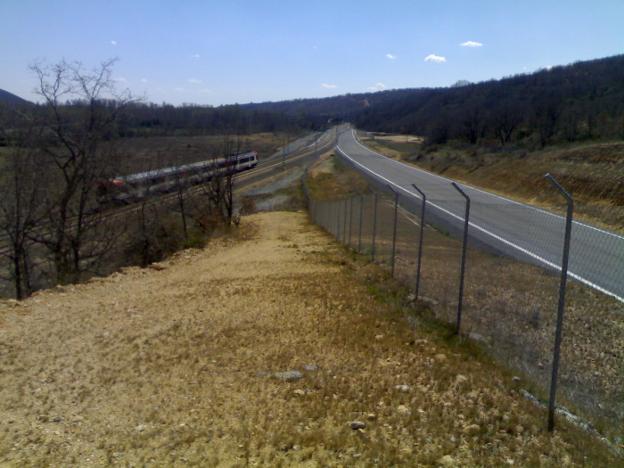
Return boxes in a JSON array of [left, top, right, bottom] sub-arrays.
[[96, 151, 258, 205]]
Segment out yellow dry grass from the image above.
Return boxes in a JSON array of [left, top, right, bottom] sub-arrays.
[[0, 212, 617, 466], [306, 153, 369, 201]]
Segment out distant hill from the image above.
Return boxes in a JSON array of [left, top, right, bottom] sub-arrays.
[[451, 80, 472, 88], [0, 89, 31, 106], [243, 54, 624, 146]]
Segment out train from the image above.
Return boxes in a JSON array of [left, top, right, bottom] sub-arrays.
[[96, 151, 258, 206]]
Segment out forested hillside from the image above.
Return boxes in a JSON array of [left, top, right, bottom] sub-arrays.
[[246, 54, 624, 147], [3, 54, 623, 144], [0, 89, 31, 107]]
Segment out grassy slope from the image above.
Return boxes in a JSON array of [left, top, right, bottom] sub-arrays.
[[305, 154, 624, 444], [359, 133, 624, 232], [0, 211, 617, 466], [306, 151, 370, 201]]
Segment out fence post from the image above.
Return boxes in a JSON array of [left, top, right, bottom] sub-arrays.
[[358, 194, 364, 253], [411, 184, 427, 299], [334, 202, 339, 239], [545, 173, 574, 432], [342, 198, 348, 245], [371, 192, 378, 261], [348, 196, 354, 248], [451, 182, 470, 335], [387, 185, 399, 277]]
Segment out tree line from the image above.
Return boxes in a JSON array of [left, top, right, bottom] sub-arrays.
[[244, 54, 624, 147]]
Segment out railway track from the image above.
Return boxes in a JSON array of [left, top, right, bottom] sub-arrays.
[[0, 130, 335, 258]]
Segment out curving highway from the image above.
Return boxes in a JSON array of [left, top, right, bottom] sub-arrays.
[[335, 127, 624, 303]]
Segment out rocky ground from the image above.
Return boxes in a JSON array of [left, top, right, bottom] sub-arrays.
[[0, 211, 618, 466]]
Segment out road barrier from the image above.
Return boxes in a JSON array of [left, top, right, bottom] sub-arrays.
[[302, 158, 624, 444]]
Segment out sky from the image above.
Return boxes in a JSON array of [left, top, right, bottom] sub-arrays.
[[1, 0, 623, 106]]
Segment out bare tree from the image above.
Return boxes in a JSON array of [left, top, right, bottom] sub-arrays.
[[493, 104, 523, 145], [201, 135, 240, 226], [0, 123, 45, 299], [30, 59, 135, 283], [171, 158, 190, 241]]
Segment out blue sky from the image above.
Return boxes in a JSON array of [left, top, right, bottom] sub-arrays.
[[1, 0, 623, 105]]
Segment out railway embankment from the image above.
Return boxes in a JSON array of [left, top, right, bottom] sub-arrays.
[[0, 211, 617, 465]]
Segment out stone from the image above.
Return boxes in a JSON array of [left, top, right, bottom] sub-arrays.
[[51, 416, 62, 423], [512, 376, 521, 383], [349, 421, 366, 430], [293, 389, 306, 396], [463, 424, 480, 435], [375, 334, 384, 340], [395, 384, 411, 393], [366, 413, 377, 420], [135, 424, 147, 432], [438, 455, 455, 466], [469, 332, 486, 343], [274, 370, 303, 382], [397, 405, 411, 416], [303, 364, 318, 372], [456, 374, 468, 384], [434, 353, 447, 362]]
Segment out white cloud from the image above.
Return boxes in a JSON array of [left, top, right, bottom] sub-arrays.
[[113, 76, 127, 83], [191, 53, 200, 59], [110, 40, 117, 46], [140, 78, 148, 84], [424, 54, 446, 63], [321, 83, 337, 89], [460, 40, 483, 48], [386, 53, 397, 60], [367, 82, 386, 92], [187, 78, 202, 84]]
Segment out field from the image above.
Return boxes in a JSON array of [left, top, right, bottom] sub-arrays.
[[114, 132, 302, 175], [0, 132, 302, 178], [0, 211, 618, 466], [358, 132, 624, 233]]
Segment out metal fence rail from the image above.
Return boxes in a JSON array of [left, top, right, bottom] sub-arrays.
[[302, 163, 624, 443]]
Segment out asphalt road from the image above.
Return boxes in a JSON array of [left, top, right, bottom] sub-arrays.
[[335, 127, 624, 303]]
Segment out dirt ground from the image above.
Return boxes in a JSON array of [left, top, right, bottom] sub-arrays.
[[0, 212, 617, 466]]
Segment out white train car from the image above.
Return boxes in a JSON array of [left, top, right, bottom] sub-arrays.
[[97, 151, 258, 205]]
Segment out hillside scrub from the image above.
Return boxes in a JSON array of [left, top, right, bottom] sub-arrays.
[[0, 211, 617, 466]]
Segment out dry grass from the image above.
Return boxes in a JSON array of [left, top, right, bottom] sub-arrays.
[[306, 155, 624, 448], [386, 214, 624, 441], [306, 152, 369, 201], [359, 134, 624, 232], [0, 211, 618, 466]]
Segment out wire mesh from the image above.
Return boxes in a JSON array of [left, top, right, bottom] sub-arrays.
[[302, 168, 624, 440]]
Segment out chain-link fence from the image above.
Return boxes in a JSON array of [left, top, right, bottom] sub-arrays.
[[303, 161, 624, 443]]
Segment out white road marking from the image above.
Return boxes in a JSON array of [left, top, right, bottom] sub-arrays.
[[335, 142, 624, 304], [351, 129, 624, 241]]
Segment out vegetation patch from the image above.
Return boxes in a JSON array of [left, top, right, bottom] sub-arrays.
[[0, 211, 617, 465]]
